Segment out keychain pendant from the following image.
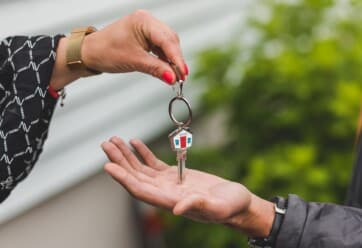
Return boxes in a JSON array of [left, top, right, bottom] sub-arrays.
[[168, 127, 193, 152]]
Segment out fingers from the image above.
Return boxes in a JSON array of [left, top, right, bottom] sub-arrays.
[[101, 141, 133, 171], [148, 27, 186, 78], [104, 162, 150, 199], [150, 45, 168, 62], [148, 31, 188, 83], [107, 137, 158, 176], [109, 137, 142, 169], [111, 137, 156, 174], [104, 162, 132, 188], [136, 10, 189, 82], [129, 139, 168, 171], [134, 51, 176, 85], [102, 140, 156, 182]]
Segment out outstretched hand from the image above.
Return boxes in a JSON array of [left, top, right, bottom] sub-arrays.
[[102, 137, 271, 229], [102, 137, 251, 223]]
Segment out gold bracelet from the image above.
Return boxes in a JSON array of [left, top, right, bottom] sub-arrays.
[[66, 26, 101, 75]]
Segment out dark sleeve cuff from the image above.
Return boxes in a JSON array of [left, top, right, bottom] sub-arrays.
[[276, 194, 362, 248], [275, 194, 307, 248]]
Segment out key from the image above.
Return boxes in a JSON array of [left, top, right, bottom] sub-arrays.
[[168, 127, 193, 183]]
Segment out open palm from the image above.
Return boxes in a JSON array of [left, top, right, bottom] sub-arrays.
[[101, 137, 252, 224]]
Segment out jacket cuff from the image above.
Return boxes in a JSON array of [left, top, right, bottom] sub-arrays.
[[275, 194, 307, 248]]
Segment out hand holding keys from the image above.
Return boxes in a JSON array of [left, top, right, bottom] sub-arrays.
[[168, 66, 193, 183]]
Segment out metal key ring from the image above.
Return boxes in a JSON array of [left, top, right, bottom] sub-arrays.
[[168, 96, 192, 127]]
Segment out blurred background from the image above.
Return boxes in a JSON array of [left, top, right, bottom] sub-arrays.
[[1, 0, 362, 247]]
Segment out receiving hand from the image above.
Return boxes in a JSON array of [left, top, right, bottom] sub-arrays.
[[101, 137, 274, 237], [102, 137, 250, 223]]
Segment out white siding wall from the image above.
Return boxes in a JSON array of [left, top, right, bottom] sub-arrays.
[[0, 0, 250, 246], [0, 173, 143, 248]]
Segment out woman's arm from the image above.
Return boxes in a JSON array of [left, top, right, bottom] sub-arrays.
[[0, 35, 63, 202], [0, 10, 188, 202]]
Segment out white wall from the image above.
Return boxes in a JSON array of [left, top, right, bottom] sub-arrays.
[[0, 172, 142, 248]]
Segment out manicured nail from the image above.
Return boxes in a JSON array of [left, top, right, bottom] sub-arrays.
[[184, 63, 189, 75], [162, 71, 174, 85], [181, 74, 186, 81]]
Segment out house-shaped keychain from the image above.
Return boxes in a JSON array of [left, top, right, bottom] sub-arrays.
[[168, 128, 193, 151]]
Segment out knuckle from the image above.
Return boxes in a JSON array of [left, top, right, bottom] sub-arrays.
[[159, 36, 175, 51], [149, 64, 160, 77], [132, 9, 150, 19], [137, 59, 159, 77], [173, 32, 180, 43]]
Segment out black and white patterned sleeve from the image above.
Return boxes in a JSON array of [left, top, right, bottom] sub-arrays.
[[0, 35, 64, 203]]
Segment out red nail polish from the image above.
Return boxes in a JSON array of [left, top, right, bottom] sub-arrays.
[[162, 71, 174, 84], [184, 63, 189, 75]]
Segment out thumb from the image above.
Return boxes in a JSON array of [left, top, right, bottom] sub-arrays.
[[135, 52, 176, 85], [173, 194, 205, 216]]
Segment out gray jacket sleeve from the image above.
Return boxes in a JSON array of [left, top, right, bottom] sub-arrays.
[[276, 194, 362, 248]]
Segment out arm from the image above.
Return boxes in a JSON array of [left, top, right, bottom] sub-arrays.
[[0, 35, 62, 202], [0, 10, 187, 203], [102, 138, 362, 248], [101, 137, 274, 237], [276, 195, 362, 248]]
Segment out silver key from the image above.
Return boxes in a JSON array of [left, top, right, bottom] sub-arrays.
[[168, 127, 193, 183]]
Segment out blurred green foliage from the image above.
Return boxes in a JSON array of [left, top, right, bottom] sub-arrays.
[[163, 0, 362, 247]]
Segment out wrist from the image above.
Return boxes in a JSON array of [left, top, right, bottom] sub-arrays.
[[50, 37, 91, 91], [225, 194, 275, 237], [81, 32, 100, 73], [248, 196, 287, 247]]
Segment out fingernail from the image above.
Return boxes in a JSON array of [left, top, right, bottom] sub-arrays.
[[162, 71, 174, 85], [184, 63, 189, 75], [181, 74, 186, 81]]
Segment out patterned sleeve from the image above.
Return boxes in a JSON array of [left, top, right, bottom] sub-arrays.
[[0, 35, 64, 203]]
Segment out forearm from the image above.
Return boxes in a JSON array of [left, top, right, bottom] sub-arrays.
[[0, 35, 61, 202]]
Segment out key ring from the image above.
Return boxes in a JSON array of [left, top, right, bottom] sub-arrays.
[[168, 95, 192, 127]]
